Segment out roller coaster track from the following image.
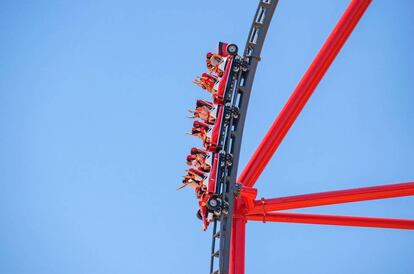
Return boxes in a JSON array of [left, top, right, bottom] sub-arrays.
[[186, 1, 414, 274], [209, 1, 280, 273]]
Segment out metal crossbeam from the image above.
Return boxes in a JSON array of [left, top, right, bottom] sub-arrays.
[[246, 212, 414, 230], [246, 181, 414, 214]]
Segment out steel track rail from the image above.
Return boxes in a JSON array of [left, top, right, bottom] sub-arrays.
[[212, 1, 280, 273]]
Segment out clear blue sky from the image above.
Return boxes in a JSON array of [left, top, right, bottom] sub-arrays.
[[1, 1, 413, 273]]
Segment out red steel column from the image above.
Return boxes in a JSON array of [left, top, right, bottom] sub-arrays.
[[247, 181, 414, 214], [238, 0, 372, 188], [230, 199, 246, 274], [246, 212, 414, 230]]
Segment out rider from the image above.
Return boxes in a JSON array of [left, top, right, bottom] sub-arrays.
[[193, 73, 218, 94], [186, 154, 211, 173], [191, 147, 209, 156], [188, 100, 216, 125], [180, 169, 207, 191], [187, 121, 210, 139], [178, 177, 199, 190], [206, 52, 224, 76]]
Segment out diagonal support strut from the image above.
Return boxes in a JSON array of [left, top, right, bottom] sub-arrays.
[[237, 0, 373, 188]]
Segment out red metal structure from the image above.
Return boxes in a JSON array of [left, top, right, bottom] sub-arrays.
[[225, 0, 414, 273], [186, 0, 413, 273]]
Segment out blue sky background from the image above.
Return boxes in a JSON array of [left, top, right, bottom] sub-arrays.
[[1, 1, 413, 273]]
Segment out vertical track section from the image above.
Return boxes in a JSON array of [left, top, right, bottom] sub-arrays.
[[210, 1, 280, 273]]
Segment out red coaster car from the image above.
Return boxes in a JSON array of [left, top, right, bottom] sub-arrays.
[[211, 42, 238, 104], [196, 153, 221, 230], [183, 148, 223, 230], [182, 148, 232, 230], [194, 42, 239, 105], [196, 153, 232, 230], [178, 156, 219, 230]]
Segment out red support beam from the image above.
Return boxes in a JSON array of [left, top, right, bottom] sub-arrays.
[[246, 212, 414, 230], [230, 199, 246, 274], [246, 182, 414, 214], [238, 0, 372, 188]]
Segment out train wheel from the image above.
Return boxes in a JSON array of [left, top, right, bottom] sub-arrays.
[[226, 44, 238, 55], [206, 197, 221, 211]]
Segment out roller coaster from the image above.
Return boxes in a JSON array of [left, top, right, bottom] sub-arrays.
[[181, 1, 414, 273]]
